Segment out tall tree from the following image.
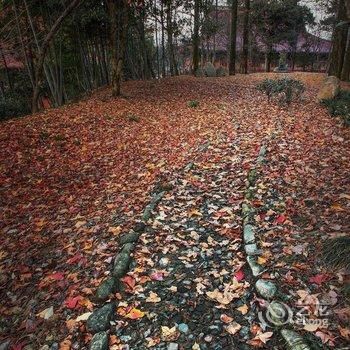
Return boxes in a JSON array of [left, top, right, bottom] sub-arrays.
[[241, 0, 250, 74], [165, 0, 179, 76], [341, 27, 350, 80], [229, 0, 238, 75], [328, 0, 348, 77], [193, 0, 200, 74], [32, 0, 83, 112]]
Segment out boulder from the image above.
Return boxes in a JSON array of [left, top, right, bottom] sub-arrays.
[[317, 76, 340, 101], [90, 332, 109, 350], [281, 329, 311, 350], [86, 303, 114, 333], [255, 279, 277, 299], [96, 277, 117, 301]]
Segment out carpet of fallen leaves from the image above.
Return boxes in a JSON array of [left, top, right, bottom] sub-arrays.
[[0, 73, 349, 349]]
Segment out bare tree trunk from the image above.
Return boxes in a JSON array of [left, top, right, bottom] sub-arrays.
[[160, 1, 166, 77], [0, 44, 13, 91], [229, 0, 238, 75], [115, 0, 129, 95], [328, 0, 348, 78], [341, 27, 350, 80], [165, 0, 178, 76], [192, 0, 200, 75], [13, 0, 35, 88], [212, 0, 218, 63], [240, 0, 250, 74], [32, 0, 82, 112], [107, 0, 118, 95]]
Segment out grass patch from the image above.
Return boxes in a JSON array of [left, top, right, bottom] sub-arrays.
[[322, 90, 350, 126]]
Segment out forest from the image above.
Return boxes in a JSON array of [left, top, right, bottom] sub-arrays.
[[0, 1, 350, 350], [0, 0, 348, 117]]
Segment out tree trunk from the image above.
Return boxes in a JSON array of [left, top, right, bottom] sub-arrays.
[[32, 0, 82, 112], [107, 0, 118, 95], [328, 0, 348, 78], [115, 0, 129, 95], [229, 0, 238, 75], [240, 0, 250, 74], [265, 52, 271, 72], [165, 1, 178, 76], [192, 0, 200, 75], [0, 44, 13, 91], [160, 1, 166, 77], [341, 27, 350, 80]]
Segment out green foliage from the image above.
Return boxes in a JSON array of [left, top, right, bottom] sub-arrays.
[[256, 78, 278, 101], [203, 62, 216, 77], [322, 90, 350, 126], [250, 0, 315, 50], [127, 114, 141, 122], [216, 66, 228, 77], [0, 93, 31, 121], [188, 100, 199, 108], [256, 77, 305, 104], [275, 78, 305, 104]]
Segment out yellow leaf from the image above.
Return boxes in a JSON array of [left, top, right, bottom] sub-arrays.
[[237, 304, 249, 315], [225, 322, 241, 335], [125, 308, 145, 319], [146, 291, 161, 303], [75, 220, 86, 229], [257, 256, 267, 265], [108, 226, 122, 235]]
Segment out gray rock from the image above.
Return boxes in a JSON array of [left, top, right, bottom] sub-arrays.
[[255, 279, 277, 299], [247, 256, 264, 277], [86, 303, 114, 333], [280, 329, 311, 350], [167, 343, 179, 350], [258, 145, 267, 157], [134, 222, 146, 232], [266, 301, 292, 326], [0, 340, 11, 350], [184, 162, 194, 172], [142, 191, 165, 221], [245, 243, 260, 256], [243, 225, 255, 244], [90, 332, 109, 350], [119, 232, 139, 245], [113, 243, 134, 277], [248, 169, 257, 185], [96, 277, 117, 301]]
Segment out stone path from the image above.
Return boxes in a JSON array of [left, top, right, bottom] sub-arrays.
[[104, 137, 257, 349]]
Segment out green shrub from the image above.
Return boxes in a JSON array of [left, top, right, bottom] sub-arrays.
[[127, 114, 141, 122], [216, 66, 228, 77], [256, 78, 278, 102], [203, 62, 216, 77], [322, 90, 350, 126], [0, 94, 30, 121], [188, 100, 199, 108], [256, 77, 305, 105], [195, 68, 204, 77]]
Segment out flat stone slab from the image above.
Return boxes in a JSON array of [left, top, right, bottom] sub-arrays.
[[90, 331, 109, 350], [245, 243, 260, 256], [247, 256, 264, 276], [255, 279, 277, 299], [243, 225, 255, 244], [87, 303, 114, 333], [281, 329, 311, 350]]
